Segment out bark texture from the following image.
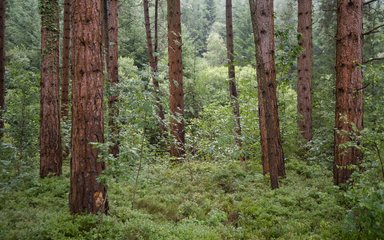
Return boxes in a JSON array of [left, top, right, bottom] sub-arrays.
[[226, 0, 244, 161], [168, 0, 185, 160], [334, 0, 364, 185], [0, 0, 4, 137], [297, 0, 313, 141], [144, 0, 166, 135], [249, 0, 269, 175], [108, 0, 119, 156], [61, 0, 71, 119], [249, 0, 285, 188], [70, 0, 107, 214], [40, 0, 62, 177]]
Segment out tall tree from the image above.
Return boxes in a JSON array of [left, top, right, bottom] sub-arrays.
[[226, 0, 244, 161], [61, 0, 71, 119], [249, 0, 285, 189], [249, 0, 269, 175], [70, 0, 108, 214], [144, 0, 166, 135], [108, 0, 119, 156], [0, 0, 5, 137], [334, 0, 364, 185], [297, 0, 313, 141], [168, 0, 185, 160], [204, 0, 216, 31], [39, 0, 62, 177]]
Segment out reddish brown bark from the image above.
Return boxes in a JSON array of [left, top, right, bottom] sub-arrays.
[[102, 0, 109, 67], [297, 0, 313, 141], [61, 0, 71, 119], [40, 0, 63, 177], [334, 0, 364, 185], [144, 0, 166, 135], [249, 0, 269, 175], [168, 0, 185, 160], [226, 0, 244, 161], [70, 0, 107, 214], [249, 0, 285, 189], [108, 0, 119, 156], [0, 0, 4, 138]]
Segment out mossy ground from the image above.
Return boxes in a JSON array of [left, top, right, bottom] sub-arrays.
[[0, 159, 353, 240]]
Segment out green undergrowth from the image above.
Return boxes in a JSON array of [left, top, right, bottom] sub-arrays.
[[0, 159, 361, 239]]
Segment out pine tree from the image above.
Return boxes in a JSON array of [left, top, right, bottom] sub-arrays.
[[226, 0, 244, 161], [39, 0, 62, 177], [144, 0, 166, 135], [108, 0, 119, 156], [297, 0, 313, 141], [70, 0, 108, 214], [249, 0, 285, 189], [0, 0, 5, 137], [61, 0, 70, 119], [168, 0, 185, 160], [334, 0, 364, 185], [204, 0, 216, 31]]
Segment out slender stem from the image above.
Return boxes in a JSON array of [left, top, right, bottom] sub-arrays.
[[374, 143, 384, 179], [131, 109, 148, 209]]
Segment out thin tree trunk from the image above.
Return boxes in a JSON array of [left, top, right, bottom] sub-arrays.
[[0, 0, 5, 138], [226, 0, 244, 161], [168, 0, 185, 160], [70, 0, 108, 214], [249, 0, 285, 189], [144, 0, 166, 134], [40, 0, 62, 177], [61, 0, 71, 119], [108, 0, 119, 157], [297, 0, 313, 141], [334, 0, 364, 185], [103, 0, 109, 68]]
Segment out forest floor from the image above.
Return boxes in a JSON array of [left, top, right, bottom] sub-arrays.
[[0, 159, 354, 239]]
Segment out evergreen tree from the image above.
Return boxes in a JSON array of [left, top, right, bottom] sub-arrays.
[[70, 0, 108, 214], [334, 0, 364, 185], [39, 0, 62, 177]]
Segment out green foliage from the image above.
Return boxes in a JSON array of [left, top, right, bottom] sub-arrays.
[[6, 0, 41, 68], [204, 32, 227, 66], [0, 159, 353, 240], [1, 47, 40, 184], [1, 0, 384, 239]]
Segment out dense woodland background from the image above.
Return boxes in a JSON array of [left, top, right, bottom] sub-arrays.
[[0, 0, 384, 239]]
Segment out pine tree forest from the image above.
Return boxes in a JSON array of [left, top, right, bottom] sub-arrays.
[[1, 0, 384, 239]]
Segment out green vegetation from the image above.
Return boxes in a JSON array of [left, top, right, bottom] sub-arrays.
[[0, 160, 360, 239], [1, 0, 384, 239]]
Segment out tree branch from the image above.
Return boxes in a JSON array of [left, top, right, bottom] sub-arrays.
[[364, 0, 378, 6], [363, 24, 384, 36], [363, 57, 384, 64]]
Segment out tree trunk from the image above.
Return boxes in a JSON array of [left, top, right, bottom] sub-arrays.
[[61, 0, 71, 119], [226, 0, 244, 161], [249, 0, 269, 175], [108, 0, 119, 157], [297, 0, 313, 141], [168, 0, 185, 160], [249, 0, 285, 189], [0, 0, 4, 138], [102, 0, 109, 68], [70, 0, 107, 214], [40, 0, 62, 177], [144, 0, 166, 134], [334, 0, 364, 185]]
